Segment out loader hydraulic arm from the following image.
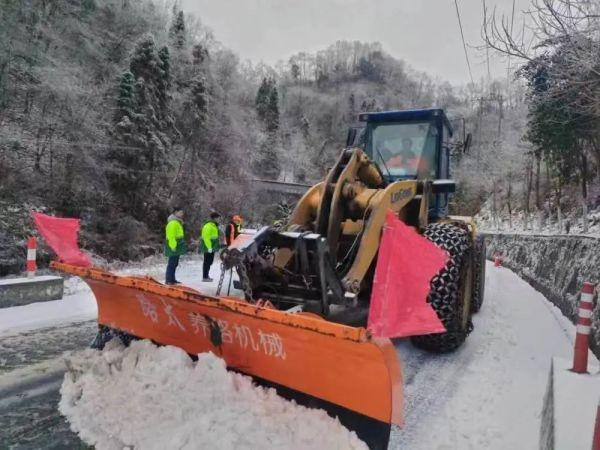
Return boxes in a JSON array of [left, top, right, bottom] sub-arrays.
[[341, 179, 419, 295], [231, 146, 432, 315]]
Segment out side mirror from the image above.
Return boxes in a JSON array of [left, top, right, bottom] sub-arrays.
[[432, 179, 456, 194], [463, 133, 472, 153]]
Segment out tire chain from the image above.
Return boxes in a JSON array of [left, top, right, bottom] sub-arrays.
[[216, 259, 227, 296], [411, 222, 472, 353], [215, 249, 254, 302], [236, 261, 254, 301]]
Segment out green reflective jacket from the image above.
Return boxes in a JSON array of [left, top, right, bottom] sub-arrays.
[[200, 220, 220, 253], [165, 216, 187, 257]]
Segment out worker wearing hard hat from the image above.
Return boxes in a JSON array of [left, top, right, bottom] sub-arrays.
[[225, 215, 243, 247], [200, 211, 221, 282]]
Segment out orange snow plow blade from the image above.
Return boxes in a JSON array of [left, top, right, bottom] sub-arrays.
[[52, 262, 402, 449]]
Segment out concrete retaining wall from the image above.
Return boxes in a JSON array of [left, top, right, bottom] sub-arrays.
[[484, 232, 600, 356], [0, 275, 64, 308]]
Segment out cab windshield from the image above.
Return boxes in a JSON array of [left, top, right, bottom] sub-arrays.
[[367, 121, 438, 179]]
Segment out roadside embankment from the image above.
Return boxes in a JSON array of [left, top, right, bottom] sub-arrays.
[[484, 232, 600, 356]]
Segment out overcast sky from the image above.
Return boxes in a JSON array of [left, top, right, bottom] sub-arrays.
[[181, 0, 531, 85]]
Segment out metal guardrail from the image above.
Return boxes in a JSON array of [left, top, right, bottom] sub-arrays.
[[251, 179, 311, 196]]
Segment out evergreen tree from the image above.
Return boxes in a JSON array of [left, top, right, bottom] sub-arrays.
[[157, 45, 171, 113], [254, 78, 281, 178], [253, 134, 281, 179], [192, 43, 208, 65], [255, 77, 271, 122], [115, 71, 135, 122], [255, 77, 279, 132], [190, 75, 208, 121], [169, 10, 186, 49], [290, 62, 300, 81], [108, 34, 177, 220], [129, 35, 157, 82], [266, 84, 279, 132]]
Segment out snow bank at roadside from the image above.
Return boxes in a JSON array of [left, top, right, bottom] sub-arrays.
[[0, 257, 227, 337], [59, 340, 366, 450]]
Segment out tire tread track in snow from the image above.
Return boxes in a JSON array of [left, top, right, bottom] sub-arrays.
[[0, 321, 96, 374], [0, 260, 592, 450], [389, 261, 580, 450]]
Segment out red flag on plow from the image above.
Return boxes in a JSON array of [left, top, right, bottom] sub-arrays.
[[368, 210, 448, 338], [32, 212, 91, 267]]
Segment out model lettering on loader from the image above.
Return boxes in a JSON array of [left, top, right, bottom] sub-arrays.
[[390, 188, 412, 204]]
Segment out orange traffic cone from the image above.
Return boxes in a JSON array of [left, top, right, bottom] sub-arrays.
[[494, 254, 502, 267]]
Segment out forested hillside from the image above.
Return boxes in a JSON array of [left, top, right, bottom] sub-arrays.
[[2, 0, 596, 270], [1, 0, 261, 263], [478, 0, 600, 234]]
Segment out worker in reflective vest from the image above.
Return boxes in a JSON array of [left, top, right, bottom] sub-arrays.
[[164, 207, 187, 285], [225, 215, 243, 247], [200, 212, 221, 282]]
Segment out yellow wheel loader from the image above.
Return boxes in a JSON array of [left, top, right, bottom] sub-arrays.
[[52, 108, 485, 450], [224, 108, 485, 352]]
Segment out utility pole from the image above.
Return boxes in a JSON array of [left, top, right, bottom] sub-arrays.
[[477, 96, 484, 162], [497, 94, 504, 137]]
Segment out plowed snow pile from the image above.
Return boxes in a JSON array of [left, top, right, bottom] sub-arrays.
[[59, 340, 366, 450]]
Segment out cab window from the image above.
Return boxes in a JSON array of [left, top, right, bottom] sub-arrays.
[[367, 121, 438, 179]]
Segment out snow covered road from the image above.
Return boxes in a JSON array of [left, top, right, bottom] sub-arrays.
[[0, 259, 593, 449], [391, 262, 583, 449]]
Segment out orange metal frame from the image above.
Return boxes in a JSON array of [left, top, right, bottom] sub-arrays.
[[52, 262, 403, 427]]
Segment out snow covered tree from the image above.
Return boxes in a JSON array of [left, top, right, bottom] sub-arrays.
[[484, 0, 600, 232], [169, 10, 186, 49], [266, 84, 279, 132], [253, 134, 281, 179], [115, 71, 135, 122], [290, 62, 300, 81], [192, 43, 208, 66], [256, 77, 279, 132], [108, 34, 177, 220], [255, 77, 271, 122]]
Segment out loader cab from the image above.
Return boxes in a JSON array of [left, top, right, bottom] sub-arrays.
[[346, 108, 453, 218]]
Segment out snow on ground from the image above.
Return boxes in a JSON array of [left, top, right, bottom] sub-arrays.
[[0, 275, 61, 285], [391, 261, 597, 450], [59, 339, 367, 450], [0, 290, 97, 337], [477, 206, 600, 238], [552, 357, 600, 450], [3, 257, 600, 449], [0, 255, 230, 337]]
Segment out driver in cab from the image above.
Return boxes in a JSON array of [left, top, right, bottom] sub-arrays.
[[380, 138, 419, 171]]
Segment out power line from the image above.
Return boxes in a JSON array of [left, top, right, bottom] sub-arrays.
[[482, 0, 491, 85], [486, 42, 491, 84], [506, 0, 516, 106], [453, 0, 475, 85]]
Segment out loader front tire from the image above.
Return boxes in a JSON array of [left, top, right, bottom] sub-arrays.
[[411, 222, 473, 353]]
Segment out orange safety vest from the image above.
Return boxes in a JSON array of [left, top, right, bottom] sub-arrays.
[[226, 222, 241, 246]]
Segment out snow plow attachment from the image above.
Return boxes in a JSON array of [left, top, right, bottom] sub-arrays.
[[51, 262, 402, 449]]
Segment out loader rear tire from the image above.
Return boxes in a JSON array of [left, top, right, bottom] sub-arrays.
[[411, 222, 473, 353], [471, 235, 486, 313]]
